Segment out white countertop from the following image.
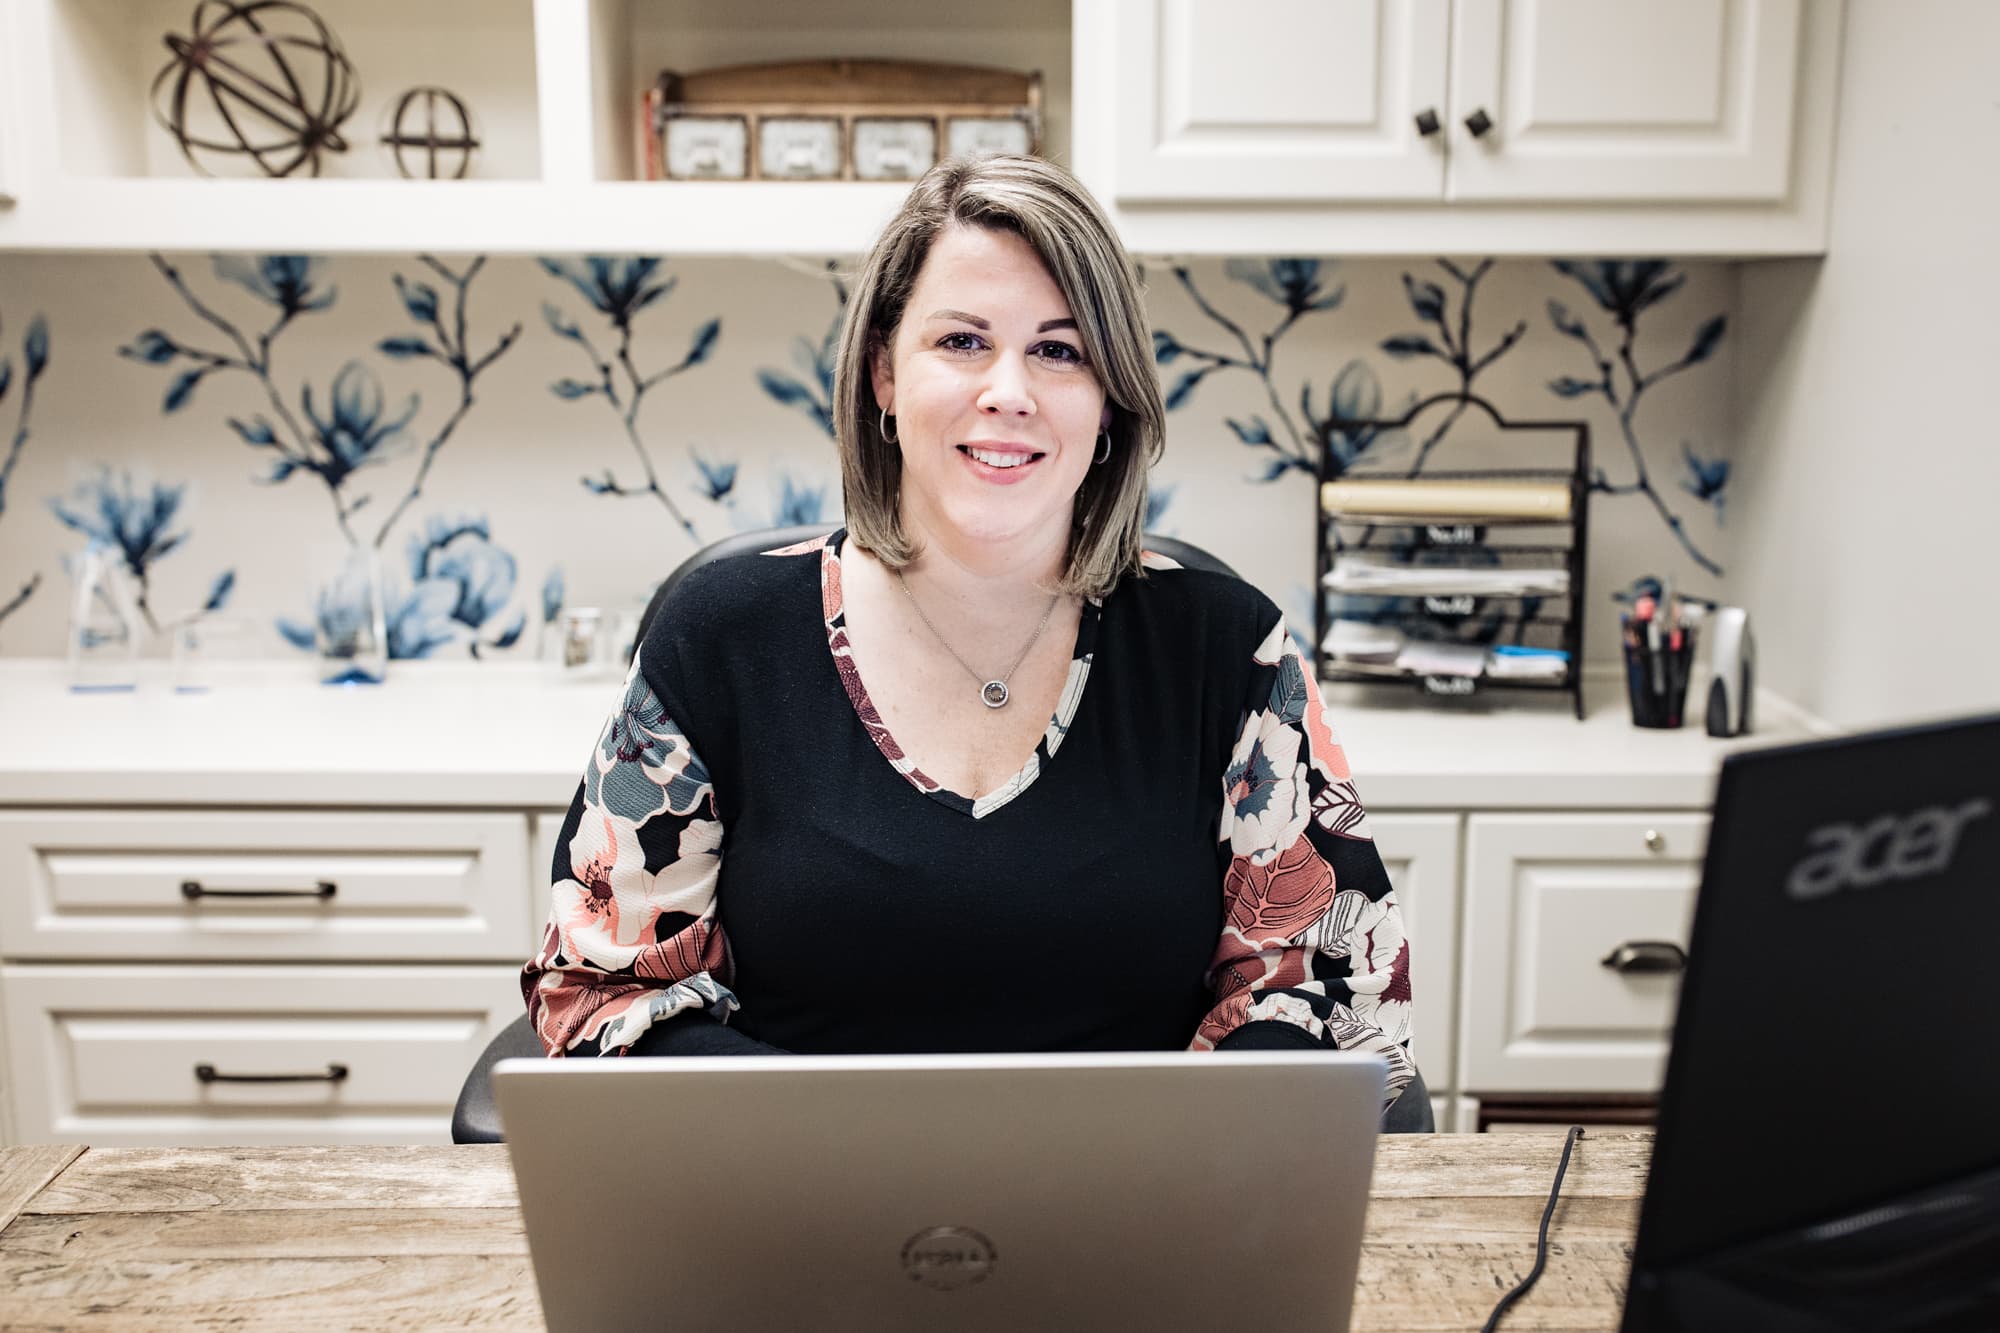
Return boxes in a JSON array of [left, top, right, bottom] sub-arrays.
[[0, 660, 1830, 811]]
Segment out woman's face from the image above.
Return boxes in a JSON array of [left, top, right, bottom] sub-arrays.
[[871, 224, 1107, 562]]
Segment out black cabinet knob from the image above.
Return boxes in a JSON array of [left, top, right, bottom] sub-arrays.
[[1414, 107, 1441, 137], [1463, 107, 1495, 138]]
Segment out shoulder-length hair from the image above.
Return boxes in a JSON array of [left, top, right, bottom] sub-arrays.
[[831, 154, 1166, 600]]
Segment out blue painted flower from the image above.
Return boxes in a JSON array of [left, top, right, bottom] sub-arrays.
[[538, 257, 675, 328], [1145, 484, 1177, 531], [293, 362, 417, 489], [1308, 359, 1404, 477], [1679, 441, 1729, 522], [770, 474, 828, 527], [407, 515, 525, 652], [692, 450, 738, 503], [1224, 258, 1344, 315], [1550, 260, 1683, 326], [385, 579, 464, 660], [47, 469, 189, 580], [213, 255, 336, 316]]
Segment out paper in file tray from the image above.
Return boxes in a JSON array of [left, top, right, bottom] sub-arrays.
[[1321, 557, 1571, 597], [1319, 479, 1572, 522]]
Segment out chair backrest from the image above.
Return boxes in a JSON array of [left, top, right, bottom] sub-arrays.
[[635, 526, 1242, 651]]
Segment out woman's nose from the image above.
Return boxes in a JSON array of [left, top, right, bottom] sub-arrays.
[[975, 359, 1036, 416]]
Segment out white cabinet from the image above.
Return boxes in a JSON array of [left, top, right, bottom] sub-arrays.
[[1369, 813, 1460, 1109], [2, 964, 524, 1146], [1458, 813, 1709, 1096], [0, 0, 1844, 254], [1110, 0, 1449, 203], [1448, 0, 1804, 202], [0, 809, 538, 1146], [1103, 0, 1804, 205], [1075, 0, 1844, 254], [0, 811, 535, 962]]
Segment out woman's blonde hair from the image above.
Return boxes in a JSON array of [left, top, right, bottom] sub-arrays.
[[831, 154, 1165, 600]]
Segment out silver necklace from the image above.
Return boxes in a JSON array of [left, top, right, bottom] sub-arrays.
[[895, 569, 1061, 709]]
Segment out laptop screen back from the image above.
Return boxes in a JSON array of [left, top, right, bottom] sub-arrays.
[[1625, 713, 2000, 1320]]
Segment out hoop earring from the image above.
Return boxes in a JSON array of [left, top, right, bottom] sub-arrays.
[[879, 406, 898, 445], [1093, 431, 1111, 465]]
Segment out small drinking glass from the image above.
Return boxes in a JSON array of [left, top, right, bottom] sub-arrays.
[[170, 614, 262, 693], [312, 547, 388, 687]]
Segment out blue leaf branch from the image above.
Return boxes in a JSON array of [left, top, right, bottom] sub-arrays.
[[1381, 258, 1528, 478], [541, 256, 720, 543], [367, 255, 523, 548], [1546, 260, 1727, 575], [1154, 259, 1353, 482], [757, 261, 848, 438], [0, 309, 51, 630], [125, 254, 360, 540]]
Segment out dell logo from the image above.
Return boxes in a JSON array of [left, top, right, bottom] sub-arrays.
[[1785, 799, 1991, 900], [900, 1226, 997, 1291]]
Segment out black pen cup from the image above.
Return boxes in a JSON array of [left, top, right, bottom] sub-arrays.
[[1623, 635, 1690, 729]]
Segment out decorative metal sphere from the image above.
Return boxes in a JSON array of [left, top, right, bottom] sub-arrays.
[[151, 0, 360, 178], [381, 86, 481, 180]]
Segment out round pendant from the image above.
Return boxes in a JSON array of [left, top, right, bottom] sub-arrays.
[[980, 680, 1010, 709]]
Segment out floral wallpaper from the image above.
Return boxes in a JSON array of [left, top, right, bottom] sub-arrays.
[[0, 251, 1735, 677]]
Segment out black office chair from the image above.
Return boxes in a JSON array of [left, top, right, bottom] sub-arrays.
[[453, 526, 1434, 1142]]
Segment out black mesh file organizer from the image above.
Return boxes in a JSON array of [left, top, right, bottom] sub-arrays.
[[1313, 392, 1591, 721]]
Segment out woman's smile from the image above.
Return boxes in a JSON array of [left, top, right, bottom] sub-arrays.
[[958, 440, 1046, 482]]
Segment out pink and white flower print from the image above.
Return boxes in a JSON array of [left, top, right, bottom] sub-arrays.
[[1196, 614, 1414, 1110]]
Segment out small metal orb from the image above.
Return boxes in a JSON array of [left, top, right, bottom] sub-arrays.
[[382, 86, 482, 180], [981, 681, 1010, 709]]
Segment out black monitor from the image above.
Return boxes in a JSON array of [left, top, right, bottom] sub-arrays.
[[1622, 711, 2000, 1332]]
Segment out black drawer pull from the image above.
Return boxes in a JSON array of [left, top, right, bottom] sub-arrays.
[[181, 879, 337, 901], [1600, 941, 1688, 974], [195, 1063, 350, 1085]]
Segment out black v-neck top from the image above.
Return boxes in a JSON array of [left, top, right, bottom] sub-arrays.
[[523, 531, 1414, 1098]]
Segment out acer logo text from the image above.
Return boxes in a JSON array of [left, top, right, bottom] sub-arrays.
[[1785, 799, 1991, 900]]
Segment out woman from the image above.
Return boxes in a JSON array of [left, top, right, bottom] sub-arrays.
[[521, 154, 1415, 1106]]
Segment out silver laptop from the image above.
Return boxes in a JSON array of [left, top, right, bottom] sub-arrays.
[[495, 1050, 1386, 1333]]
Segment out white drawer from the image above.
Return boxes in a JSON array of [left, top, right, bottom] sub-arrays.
[[0, 811, 535, 961], [1369, 813, 1461, 1094], [2, 964, 525, 1145], [1459, 813, 1708, 1094]]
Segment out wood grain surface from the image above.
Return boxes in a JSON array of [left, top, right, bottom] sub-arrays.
[[0, 1133, 1651, 1331]]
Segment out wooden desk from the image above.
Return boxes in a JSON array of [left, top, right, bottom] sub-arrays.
[[0, 1133, 1650, 1330]]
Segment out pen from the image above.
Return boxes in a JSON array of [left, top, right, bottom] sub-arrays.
[[1667, 625, 1685, 727], [1636, 596, 1664, 698]]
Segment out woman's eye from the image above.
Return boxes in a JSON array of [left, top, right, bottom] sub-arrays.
[[937, 331, 986, 353], [1035, 341, 1085, 365]]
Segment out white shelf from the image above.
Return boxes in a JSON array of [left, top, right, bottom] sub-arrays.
[[0, 175, 917, 254], [0, 0, 1071, 253]]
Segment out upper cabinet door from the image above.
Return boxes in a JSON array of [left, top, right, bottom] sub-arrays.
[[1110, 0, 1449, 203], [1447, 0, 1803, 201]]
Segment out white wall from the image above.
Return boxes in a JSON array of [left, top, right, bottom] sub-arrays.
[[1730, 0, 2000, 729]]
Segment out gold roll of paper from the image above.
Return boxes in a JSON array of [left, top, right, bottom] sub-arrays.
[[1319, 479, 1572, 521]]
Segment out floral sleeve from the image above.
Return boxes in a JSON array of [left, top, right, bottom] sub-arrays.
[[1194, 617, 1416, 1109], [520, 651, 737, 1056]]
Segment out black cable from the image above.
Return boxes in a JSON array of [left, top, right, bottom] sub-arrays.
[[1480, 1125, 1585, 1333]]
